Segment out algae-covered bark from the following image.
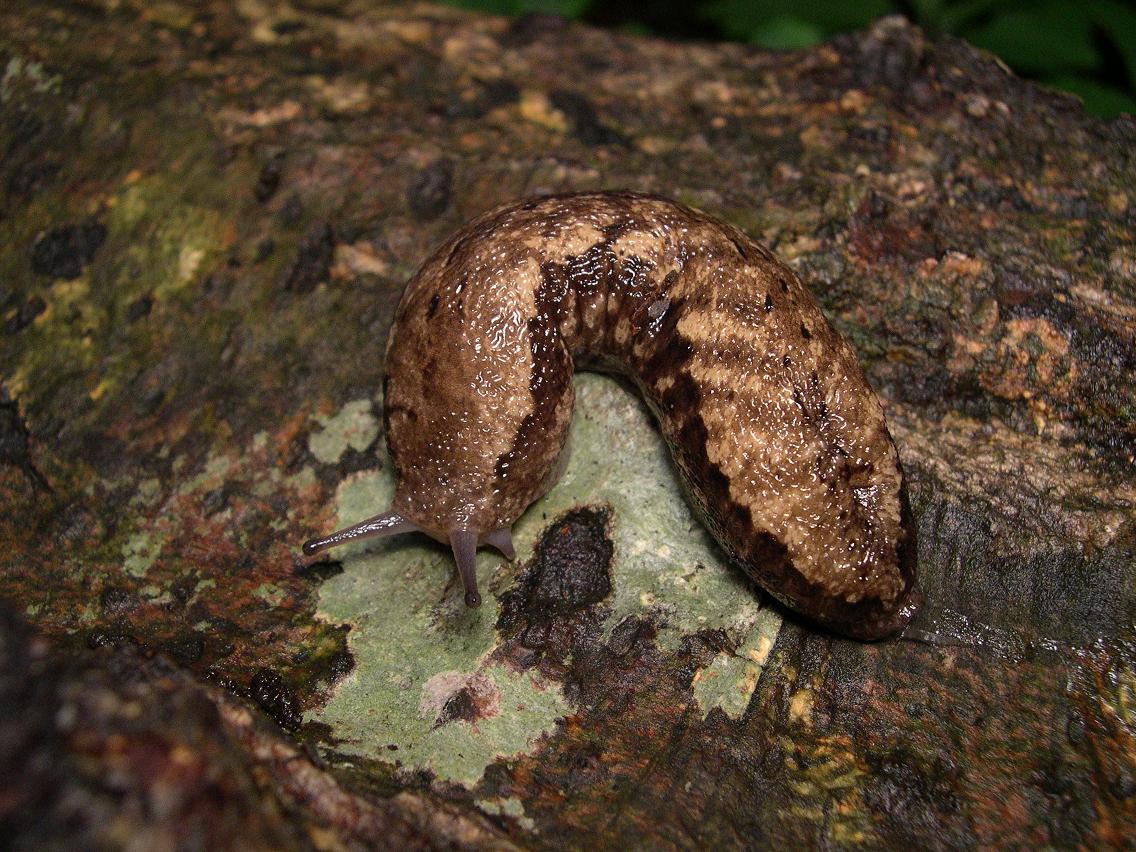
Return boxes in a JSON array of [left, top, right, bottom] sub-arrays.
[[1, 0, 1133, 847]]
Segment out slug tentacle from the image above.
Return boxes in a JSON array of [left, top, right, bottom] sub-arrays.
[[449, 530, 482, 607], [307, 191, 919, 639], [302, 510, 418, 557], [484, 527, 516, 561]]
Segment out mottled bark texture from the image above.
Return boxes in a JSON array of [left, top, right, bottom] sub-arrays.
[[1, 0, 1133, 847]]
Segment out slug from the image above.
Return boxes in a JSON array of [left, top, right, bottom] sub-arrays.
[[303, 191, 919, 640]]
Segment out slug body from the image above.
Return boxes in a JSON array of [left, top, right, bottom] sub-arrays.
[[305, 192, 919, 640]]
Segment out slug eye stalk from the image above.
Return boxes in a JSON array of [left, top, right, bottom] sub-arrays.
[[449, 529, 481, 607], [301, 511, 418, 556]]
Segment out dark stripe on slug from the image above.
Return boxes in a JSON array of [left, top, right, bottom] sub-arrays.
[[538, 260, 571, 338], [652, 367, 799, 589], [791, 476, 919, 640], [626, 276, 676, 339], [603, 218, 635, 240], [567, 242, 617, 300], [619, 255, 655, 295], [492, 267, 575, 494], [661, 365, 914, 639], [635, 299, 691, 377], [789, 370, 830, 430], [492, 318, 571, 494], [628, 305, 769, 566], [495, 412, 534, 481]]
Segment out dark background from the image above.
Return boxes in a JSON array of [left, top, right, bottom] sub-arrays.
[[444, 0, 1136, 116]]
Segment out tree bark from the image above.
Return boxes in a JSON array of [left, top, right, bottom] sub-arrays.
[[1, 1, 1133, 847]]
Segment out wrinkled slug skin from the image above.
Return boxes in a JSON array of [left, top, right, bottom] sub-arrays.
[[383, 191, 919, 639]]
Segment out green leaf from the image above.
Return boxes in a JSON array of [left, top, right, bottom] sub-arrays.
[[444, 0, 592, 18], [907, 0, 944, 28], [1085, 0, 1136, 91], [962, 2, 1100, 73], [935, 0, 1006, 34], [701, 0, 891, 42], [749, 16, 825, 50], [1046, 73, 1136, 117]]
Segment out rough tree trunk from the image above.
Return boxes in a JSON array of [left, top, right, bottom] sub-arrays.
[[1, 1, 1133, 848]]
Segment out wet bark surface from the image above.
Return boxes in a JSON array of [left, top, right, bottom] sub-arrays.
[[1, 1, 1133, 847]]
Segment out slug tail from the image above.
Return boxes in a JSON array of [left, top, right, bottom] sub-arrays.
[[302, 510, 418, 557], [450, 529, 482, 607]]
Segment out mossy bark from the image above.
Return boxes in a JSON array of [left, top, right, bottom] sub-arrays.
[[1, 1, 1133, 847]]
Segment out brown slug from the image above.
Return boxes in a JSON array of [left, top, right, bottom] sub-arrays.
[[303, 191, 919, 640]]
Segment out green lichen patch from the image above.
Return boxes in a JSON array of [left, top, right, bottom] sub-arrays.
[[307, 465, 572, 787], [311, 373, 779, 786], [105, 174, 228, 299], [692, 603, 782, 719], [252, 583, 287, 607], [0, 55, 62, 103], [475, 795, 536, 833], [308, 398, 380, 465], [517, 374, 778, 651], [0, 401, 353, 710], [121, 529, 164, 579]]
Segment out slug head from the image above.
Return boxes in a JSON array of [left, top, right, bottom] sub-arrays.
[[301, 511, 516, 608]]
